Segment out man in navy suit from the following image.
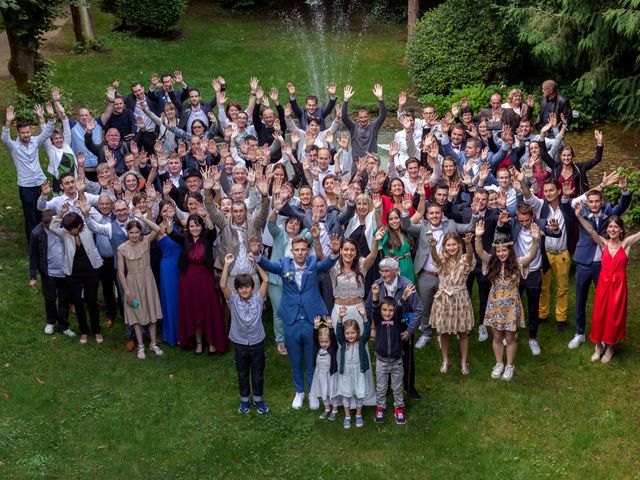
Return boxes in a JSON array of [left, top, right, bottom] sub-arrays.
[[496, 203, 562, 356], [251, 234, 341, 410], [567, 177, 631, 349]]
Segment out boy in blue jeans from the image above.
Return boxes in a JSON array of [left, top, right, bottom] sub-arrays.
[[220, 253, 270, 414]]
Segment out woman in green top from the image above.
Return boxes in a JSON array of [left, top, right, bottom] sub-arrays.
[[378, 208, 415, 283]]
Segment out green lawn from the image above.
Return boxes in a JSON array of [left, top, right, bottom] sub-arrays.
[[1, 3, 640, 479]]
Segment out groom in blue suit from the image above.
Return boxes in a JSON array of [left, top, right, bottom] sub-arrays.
[[251, 234, 341, 410]]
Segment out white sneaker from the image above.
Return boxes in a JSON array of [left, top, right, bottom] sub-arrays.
[[568, 334, 585, 350], [309, 396, 320, 410], [528, 338, 541, 356], [502, 364, 515, 381], [415, 334, 430, 350], [291, 392, 305, 410], [62, 329, 76, 337], [44, 324, 54, 335], [137, 346, 146, 360], [491, 363, 505, 379], [478, 325, 489, 342]]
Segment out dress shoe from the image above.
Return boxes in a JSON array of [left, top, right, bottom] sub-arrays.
[[126, 338, 136, 351]]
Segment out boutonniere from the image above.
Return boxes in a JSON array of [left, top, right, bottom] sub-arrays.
[[425, 229, 432, 236], [587, 213, 595, 220], [284, 271, 293, 282]]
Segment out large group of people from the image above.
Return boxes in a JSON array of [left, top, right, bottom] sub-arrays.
[[5, 73, 638, 428]]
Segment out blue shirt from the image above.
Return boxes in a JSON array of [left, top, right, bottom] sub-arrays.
[[228, 292, 265, 345]]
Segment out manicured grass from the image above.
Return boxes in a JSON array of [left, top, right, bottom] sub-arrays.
[[39, 2, 408, 114], [1, 3, 640, 479]]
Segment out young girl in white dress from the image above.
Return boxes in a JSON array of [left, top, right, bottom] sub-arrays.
[[310, 316, 339, 421], [336, 305, 371, 429]]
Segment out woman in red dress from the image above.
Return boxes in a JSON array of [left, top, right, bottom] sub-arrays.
[[170, 214, 226, 354], [575, 207, 640, 363]]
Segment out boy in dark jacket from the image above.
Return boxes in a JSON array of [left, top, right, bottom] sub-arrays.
[[371, 282, 417, 425]]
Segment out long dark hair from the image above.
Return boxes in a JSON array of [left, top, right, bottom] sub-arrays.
[[175, 214, 215, 273], [605, 215, 625, 239], [486, 243, 519, 284], [385, 208, 405, 250], [338, 238, 364, 287]]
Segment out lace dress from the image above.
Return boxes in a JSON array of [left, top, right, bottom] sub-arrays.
[[429, 254, 476, 334]]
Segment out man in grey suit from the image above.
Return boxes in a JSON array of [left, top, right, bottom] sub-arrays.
[[401, 198, 476, 349]]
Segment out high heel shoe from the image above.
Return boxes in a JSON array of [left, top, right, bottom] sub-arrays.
[[591, 344, 603, 363]]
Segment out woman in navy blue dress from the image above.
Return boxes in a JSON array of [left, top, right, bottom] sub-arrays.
[[156, 201, 181, 346]]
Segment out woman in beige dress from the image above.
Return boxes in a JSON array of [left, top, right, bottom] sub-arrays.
[[117, 208, 164, 360], [428, 232, 476, 376]]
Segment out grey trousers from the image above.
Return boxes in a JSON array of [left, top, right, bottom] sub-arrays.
[[376, 356, 404, 409], [418, 272, 440, 335]]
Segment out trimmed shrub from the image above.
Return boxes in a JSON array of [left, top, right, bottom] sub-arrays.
[[407, 0, 512, 95], [116, 0, 188, 36]]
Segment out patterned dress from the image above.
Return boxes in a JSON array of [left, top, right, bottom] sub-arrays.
[[429, 254, 476, 334], [484, 270, 525, 332]]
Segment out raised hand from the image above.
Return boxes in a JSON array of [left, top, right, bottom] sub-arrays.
[[286, 82, 296, 96], [33, 104, 45, 119], [530, 222, 540, 239], [163, 179, 173, 196], [428, 235, 437, 247], [402, 283, 416, 300], [248, 235, 262, 255], [314, 316, 322, 329], [372, 192, 382, 210], [574, 201, 583, 217], [463, 231, 474, 244], [343, 85, 354, 102], [269, 87, 279, 103], [548, 218, 559, 231], [338, 306, 348, 318], [475, 219, 485, 237], [249, 76, 259, 94], [401, 194, 412, 212], [40, 181, 52, 197], [45, 102, 55, 118], [374, 226, 386, 242], [498, 211, 510, 225], [561, 181, 575, 198], [51, 87, 62, 102], [451, 102, 459, 118], [338, 131, 349, 150], [619, 175, 628, 190], [173, 70, 183, 84], [594, 129, 603, 146], [372, 83, 383, 101], [326, 82, 337, 96], [328, 233, 342, 254]]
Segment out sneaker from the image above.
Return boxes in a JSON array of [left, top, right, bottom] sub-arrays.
[[62, 329, 76, 337], [255, 400, 269, 414], [79, 335, 88, 345], [568, 334, 585, 350], [137, 346, 146, 360], [556, 321, 567, 332], [355, 415, 364, 428], [375, 406, 385, 423], [502, 364, 515, 381], [394, 407, 406, 425], [328, 410, 339, 421], [150, 343, 164, 356], [491, 363, 505, 379], [291, 392, 305, 410], [415, 334, 430, 350], [319, 410, 331, 420], [44, 324, 55, 335], [478, 325, 489, 342], [528, 338, 541, 356], [309, 396, 320, 411], [95, 334, 104, 344], [238, 401, 250, 414], [343, 417, 352, 429]]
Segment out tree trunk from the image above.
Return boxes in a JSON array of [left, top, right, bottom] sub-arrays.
[[408, 0, 420, 40], [70, 5, 99, 49], [2, 17, 38, 92]]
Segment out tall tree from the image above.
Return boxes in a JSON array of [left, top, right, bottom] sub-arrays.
[[498, 0, 640, 127], [407, 0, 419, 40], [70, 2, 99, 50], [0, 0, 64, 92]]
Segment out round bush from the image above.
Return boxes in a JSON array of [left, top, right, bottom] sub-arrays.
[[407, 0, 511, 95], [117, 0, 188, 35]]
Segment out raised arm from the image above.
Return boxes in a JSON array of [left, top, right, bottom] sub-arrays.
[[473, 220, 492, 264], [574, 201, 606, 249]]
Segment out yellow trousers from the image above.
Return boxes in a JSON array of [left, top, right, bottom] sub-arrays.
[[539, 249, 570, 322]]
